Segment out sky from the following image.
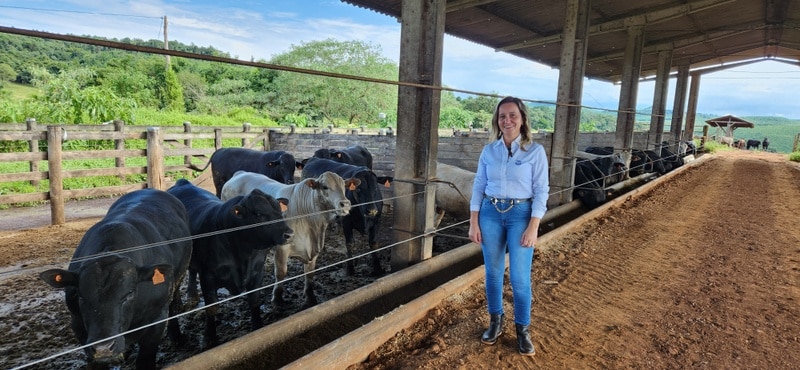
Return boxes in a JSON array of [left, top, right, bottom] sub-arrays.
[[1, 0, 799, 119]]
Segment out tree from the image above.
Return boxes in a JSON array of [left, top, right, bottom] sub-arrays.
[[268, 39, 398, 127]]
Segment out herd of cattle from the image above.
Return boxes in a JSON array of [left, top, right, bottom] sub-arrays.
[[723, 136, 770, 151], [571, 141, 697, 208], [39, 145, 393, 369], [36, 141, 697, 369]]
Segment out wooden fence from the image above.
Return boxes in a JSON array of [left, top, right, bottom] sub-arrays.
[[1, 119, 662, 225]]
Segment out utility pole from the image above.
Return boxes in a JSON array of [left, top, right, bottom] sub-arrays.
[[163, 16, 170, 70]]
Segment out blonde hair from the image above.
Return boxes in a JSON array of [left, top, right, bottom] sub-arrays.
[[490, 96, 533, 150]]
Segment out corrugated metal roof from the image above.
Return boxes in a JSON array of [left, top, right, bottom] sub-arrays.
[[342, 0, 800, 82]]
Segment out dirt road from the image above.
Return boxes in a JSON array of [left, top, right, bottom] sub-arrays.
[[351, 150, 800, 370]]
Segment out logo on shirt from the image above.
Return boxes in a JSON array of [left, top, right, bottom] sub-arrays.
[[515, 160, 523, 165]]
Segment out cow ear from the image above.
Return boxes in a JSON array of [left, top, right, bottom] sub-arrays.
[[346, 178, 361, 191], [278, 198, 289, 212], [306, 179, 319, 189], [266, 160, 279, 168], [40, 269, 77, 289], [140, 264, 172, 286], [232, 205, 245, 218], [296, 161, 305, 170]]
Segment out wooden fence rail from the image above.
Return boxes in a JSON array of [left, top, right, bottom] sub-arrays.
[[0, 121, 277, 223]]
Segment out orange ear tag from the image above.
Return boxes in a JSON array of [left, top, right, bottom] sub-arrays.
[[349, 183, 356, 191], [384, 180, 390, 188], [280, 203, 288, 212], [152, 269, 165, 285], [55, 274, 63, 282]]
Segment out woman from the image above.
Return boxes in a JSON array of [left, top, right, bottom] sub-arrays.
[[468, 96, 549, 356]]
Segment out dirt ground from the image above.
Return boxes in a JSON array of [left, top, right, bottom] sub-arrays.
[[350, 149, 800, 370], [1, 149, 799, 369]]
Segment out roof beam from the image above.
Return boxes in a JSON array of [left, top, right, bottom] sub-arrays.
[[497, 0, 736, 52], [587, 24, 762, 64], [446, 0, 500, 13]]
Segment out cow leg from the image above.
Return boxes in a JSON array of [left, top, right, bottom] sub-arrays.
[[272, 246, 289, 306], [186, 267, 200, 306], [198, 276, 220, 349], [303, 256, 319, 307], [245, 274, 265, 330], [343, 225, 357, 276], [367, 224, 384, 276], [434, 207, 445, 228], [135, 325, 163, 370], [166, 287, 187, 346]]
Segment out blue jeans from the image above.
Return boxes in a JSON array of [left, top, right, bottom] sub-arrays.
[[479, 197, 534, 326]]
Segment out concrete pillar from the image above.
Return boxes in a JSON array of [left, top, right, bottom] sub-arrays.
[[550, 0, 591, 207], [648, 50, 672, 151], [685, 72, 701, 139], [670, 63, 690, 145], [391, 0, 445, 271], [614, 26, 645, 153]]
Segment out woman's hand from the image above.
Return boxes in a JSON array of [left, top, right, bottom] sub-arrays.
[[469, 224, 482, 244], [520, 217, 541, 248], [469, 211, 482, 244]]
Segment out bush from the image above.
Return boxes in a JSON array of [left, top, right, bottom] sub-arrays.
[[789, 152, 800, 162], [701, 140, 734, 154]]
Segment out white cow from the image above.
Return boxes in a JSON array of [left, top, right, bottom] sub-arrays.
[[432, 162, 475, 227], [221, 170, 358, 307]]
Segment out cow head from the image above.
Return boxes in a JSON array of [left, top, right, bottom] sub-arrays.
[[305, 171, 353, 218], [348, 170, 390, 219], [266, 152, 297, 184], [40, 256, 174, 366], [574, 158, 606, 208], [229, 189, 293, 249]]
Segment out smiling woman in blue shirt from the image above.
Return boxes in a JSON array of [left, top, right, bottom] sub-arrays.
[[468, 96, 549, 357]]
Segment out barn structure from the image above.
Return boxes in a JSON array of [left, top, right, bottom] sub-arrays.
[[337, 0, 800, 269]]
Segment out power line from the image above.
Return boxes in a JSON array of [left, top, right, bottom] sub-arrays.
[[0, 5, 161, 20]]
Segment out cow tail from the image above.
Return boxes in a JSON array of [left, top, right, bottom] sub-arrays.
[[186, 160, 212, 172]]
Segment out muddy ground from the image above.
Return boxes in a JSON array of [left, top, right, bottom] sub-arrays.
[[1, 149, 799, 369]]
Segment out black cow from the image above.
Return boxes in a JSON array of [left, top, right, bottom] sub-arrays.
[[300, 157, 392, 276], [659, 144, 684, 172], [746, 139, 761, 150], [762, 137, 770, 151], [643, 150, 669, 175], [573, 158, 606, 208], [312, 144, 374, 169], [629, 149, 656, 176], [188, 148, 297, 197], [167, 179, 293, 348], [40, 189, 192, 370]]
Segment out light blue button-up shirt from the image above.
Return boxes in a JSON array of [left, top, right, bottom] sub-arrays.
[[470, 136, 550, 219]]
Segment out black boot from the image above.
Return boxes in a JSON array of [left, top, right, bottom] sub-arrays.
[[516, 324, 535, 356], [481, 313, 504, 345]]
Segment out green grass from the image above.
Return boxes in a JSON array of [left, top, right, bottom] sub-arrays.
[[699, 140, 735, 154], [789, 152, 800, 162], [3, 81, 38, 101]]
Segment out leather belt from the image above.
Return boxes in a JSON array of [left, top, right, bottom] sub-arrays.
[[484, 195, 532, 205]]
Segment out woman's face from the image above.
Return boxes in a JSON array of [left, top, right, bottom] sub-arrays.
[[497, 101, 523, 141]]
